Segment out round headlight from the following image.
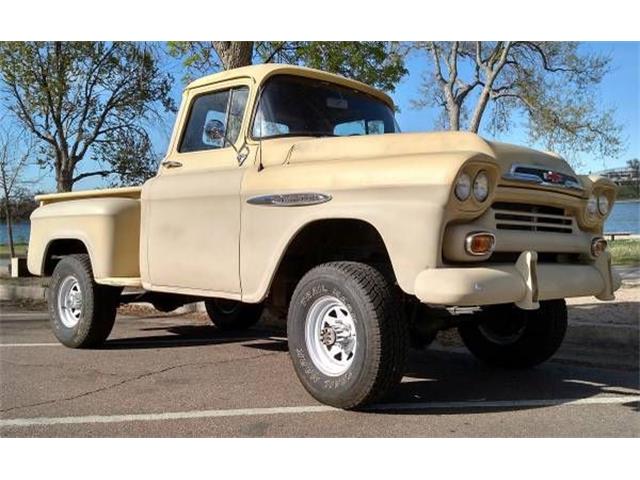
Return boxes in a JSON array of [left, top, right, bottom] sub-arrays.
[[455, 172, 472, 201], [473, 171, 490, 202], [586, 194, 598, 218], [597, 193, 610, 215]]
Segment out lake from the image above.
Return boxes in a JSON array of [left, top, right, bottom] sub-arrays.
[[604, 200, 640, 234], [1, 200, 638, 245]]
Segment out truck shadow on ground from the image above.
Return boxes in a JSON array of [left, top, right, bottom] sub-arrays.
[[102, 324, 287, 350], [369, 349, 640, 415], [102, 322, 639, 416]]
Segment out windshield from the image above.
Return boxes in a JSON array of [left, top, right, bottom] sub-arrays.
[[252, 75, 399, 139]]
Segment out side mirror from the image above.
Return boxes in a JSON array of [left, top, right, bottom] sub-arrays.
[[203, 118, 248, 165], [204, 119, 226, 142]]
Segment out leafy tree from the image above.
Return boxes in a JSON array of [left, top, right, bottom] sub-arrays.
[[167, 41, 407, 91], [412, 42, 621, 162], [0, 42, 175, 192]]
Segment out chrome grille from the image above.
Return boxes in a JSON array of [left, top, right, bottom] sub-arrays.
[[492, 202, 574, 234]]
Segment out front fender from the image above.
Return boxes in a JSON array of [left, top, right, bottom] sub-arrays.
[[239, 151, 498, 302]]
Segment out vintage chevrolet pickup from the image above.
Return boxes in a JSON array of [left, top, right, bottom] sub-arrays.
[[28, 64, 620, 408]]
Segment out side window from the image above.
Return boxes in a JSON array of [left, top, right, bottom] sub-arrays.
[[226, 88, 249, 146], [179, 87, 249, 153]]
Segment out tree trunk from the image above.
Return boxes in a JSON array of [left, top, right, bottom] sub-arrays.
[[56, 170, 73, 192], [213, 42, 254, 70], [448, 102, 461, 131], [3, 201, 15, 258], [468, 86, 492, 133]]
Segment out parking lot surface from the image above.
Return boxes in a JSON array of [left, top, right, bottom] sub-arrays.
[[1, 303, 638, 437]]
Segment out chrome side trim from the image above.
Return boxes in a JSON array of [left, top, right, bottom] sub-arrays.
[[247, 192, 332, 207]]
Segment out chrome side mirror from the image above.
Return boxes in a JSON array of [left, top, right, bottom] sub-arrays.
[[204, 119, 226, 142], [203, 119, 249, 165]]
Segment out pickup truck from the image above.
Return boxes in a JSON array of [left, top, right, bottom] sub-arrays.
[[28, 64, 620, 409]]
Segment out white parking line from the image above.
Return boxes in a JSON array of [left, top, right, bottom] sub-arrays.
[[0, 337, 286, 348], [1, 395, 638, 428]]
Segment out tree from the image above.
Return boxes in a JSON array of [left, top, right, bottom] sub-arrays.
[[167, 41, 407, 91], [0, 118, 36, 257], [0, 42, 175, 192], [413, 42, 621, 162]]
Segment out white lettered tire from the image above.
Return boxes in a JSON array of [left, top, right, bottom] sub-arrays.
[[287, 262, 407, 409]]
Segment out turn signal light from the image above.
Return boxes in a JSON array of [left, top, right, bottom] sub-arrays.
[[591, 237, 607, 257], [465, 232, 496, 256]]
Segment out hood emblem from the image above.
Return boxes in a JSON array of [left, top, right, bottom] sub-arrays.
[[503, 164, 583, 191], [543, 171, 564, 184]]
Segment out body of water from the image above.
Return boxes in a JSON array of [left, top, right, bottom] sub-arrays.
[[1, 200, 638, 245], [604, 200, 640, 234], [0, 222, 31, 244]]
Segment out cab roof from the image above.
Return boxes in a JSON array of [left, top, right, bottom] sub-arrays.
[[185, 63, 395, 109]]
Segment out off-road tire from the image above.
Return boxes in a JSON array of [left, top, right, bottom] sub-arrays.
[[48, 254, 121, 348], [458, 299, 568, 368], [204, 299, 263, 331], [287, 261, 408, 409]]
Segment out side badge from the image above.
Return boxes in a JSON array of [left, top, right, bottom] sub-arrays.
[[247, 193, 332, 207]]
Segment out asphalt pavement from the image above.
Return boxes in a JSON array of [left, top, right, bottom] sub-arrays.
[[0, 304, 638, 437]]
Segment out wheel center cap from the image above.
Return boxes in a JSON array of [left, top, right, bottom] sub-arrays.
[[320, 327, 337, 347]]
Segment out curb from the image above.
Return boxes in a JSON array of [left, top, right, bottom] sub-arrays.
[[564, 321, 639, 351], [0, 284, 47, 301]]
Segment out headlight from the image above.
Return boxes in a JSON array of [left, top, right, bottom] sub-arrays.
[[455, 172, 471, 201], [473, 171, 490, 202], [586, 194, 598, 218], [597, 193, 610, 215]]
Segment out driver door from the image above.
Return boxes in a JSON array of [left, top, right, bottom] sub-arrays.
[[143, 81, 252, 297]]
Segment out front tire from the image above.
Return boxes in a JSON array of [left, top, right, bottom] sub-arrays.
[[204, 299, 263, 331], [458, 299, 568, 368], [287, 262, 408, 409], [48, 254, 121, 348]]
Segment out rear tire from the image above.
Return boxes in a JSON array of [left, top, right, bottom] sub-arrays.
[[287, 261, 408, 409], [204, 299, 263, 331], [458, 299, 568, 368], [48, 254, 121, 348]]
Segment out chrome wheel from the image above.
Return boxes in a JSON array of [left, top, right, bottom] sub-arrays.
[[305, 295, 357, 376], [57, 276, 83, 328]]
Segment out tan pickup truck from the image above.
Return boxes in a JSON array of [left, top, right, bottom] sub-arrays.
[[28, 64, 620, 408]]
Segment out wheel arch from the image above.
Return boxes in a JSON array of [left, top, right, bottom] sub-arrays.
[[41, 237, 95, 276], [251, 217, 396, 306]]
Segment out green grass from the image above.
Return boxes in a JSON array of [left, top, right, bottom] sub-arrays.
[[608, 239, 640, 266], [0, 243, 27, 257]]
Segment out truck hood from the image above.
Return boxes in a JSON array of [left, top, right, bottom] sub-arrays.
[[278, 131, 576, 178]]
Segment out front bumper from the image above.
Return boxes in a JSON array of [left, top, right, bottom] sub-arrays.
[[414, 251, 621, 310]]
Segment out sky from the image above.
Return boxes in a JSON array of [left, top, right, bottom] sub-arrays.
[[14, 42, 640, 192]]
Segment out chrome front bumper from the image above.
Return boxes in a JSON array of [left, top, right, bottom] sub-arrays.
[[414, 251, 620, 310]]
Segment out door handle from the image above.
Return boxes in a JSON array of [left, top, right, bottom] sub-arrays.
[[161, 160, 182, 169]]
